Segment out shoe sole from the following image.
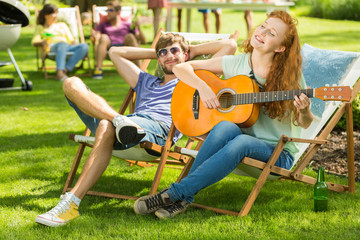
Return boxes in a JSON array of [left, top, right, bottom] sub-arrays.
[[35, 216, 67, 227], [133, 198, 144, 215], [155, 206, 188, 219], [117, 126, 145, 145], [133, 198, 164, 215]]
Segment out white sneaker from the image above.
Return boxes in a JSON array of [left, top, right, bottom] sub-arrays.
[[113, 116, 146, 145], [35, 193, 80, 227]]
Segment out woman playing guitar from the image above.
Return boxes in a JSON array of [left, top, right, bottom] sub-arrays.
[[134, 11, 314, 218]]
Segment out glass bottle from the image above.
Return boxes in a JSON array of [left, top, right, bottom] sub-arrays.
[[314, 167, 328, 212], [130, 10, 139, 30]]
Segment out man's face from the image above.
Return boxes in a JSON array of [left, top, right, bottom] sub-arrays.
[[157, 43, 188, 75], [106, 7, 119, 21]]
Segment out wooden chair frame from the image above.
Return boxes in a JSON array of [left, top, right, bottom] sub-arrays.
[[177, 48, 360, 217], [62, 29, 214, 200], [35, 5, 91, 79]]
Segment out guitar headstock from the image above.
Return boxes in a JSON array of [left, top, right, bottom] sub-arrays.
[[315, 86, 351, 101]]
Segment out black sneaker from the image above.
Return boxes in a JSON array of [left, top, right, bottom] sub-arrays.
[[113, 116, 146, 145], [133, 189, 172, 215], [155, 200, 188, 219]]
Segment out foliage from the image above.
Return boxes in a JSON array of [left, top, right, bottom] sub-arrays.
[[1, 3, 360, 239], [335, 94, 360, 131], [296, 0, 360, 21]]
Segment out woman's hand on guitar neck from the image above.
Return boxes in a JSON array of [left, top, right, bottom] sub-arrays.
[[294, 93, 311, 113], [294, 92, 313, 129]]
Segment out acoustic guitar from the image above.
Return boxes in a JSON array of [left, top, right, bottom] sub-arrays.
[[171, 70, 352, 137]]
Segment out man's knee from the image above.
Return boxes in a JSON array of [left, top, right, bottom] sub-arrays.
[[99, 34, 111, 46], [63, 77, 84, 96], [96, 120, 115, 139], [124, 33, 138, 47]]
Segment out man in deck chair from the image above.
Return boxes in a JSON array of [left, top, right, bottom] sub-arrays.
[[35, 32, 237, 227]]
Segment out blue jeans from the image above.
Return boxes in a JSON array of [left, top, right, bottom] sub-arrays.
[[168, 121, 294, 204], [50, 42, 89, 72], [67, 98, 169, 150]]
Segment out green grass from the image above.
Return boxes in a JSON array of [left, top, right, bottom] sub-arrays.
[[1, 5, 360, 240]]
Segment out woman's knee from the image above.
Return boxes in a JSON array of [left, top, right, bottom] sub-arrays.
[[55, 42, 69, 51], [79, 43, 89, 53], [212, 121, 241, 136]]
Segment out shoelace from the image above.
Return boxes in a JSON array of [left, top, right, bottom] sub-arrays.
[[48, 194, 72, 217], [163, 201, 186, 214], [113, 116, 126, 127], [113, 116, 144, 132], [145, 194, 166, 211]]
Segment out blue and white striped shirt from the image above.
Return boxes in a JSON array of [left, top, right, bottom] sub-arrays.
[[133, 71, 182, 142]]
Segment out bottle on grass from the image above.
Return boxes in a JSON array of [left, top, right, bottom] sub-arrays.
[[314, 166, 328, 212]]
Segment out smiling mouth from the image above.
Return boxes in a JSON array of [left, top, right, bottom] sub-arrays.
[[165, 60, 178, 65], [255, 35, 264, 43]]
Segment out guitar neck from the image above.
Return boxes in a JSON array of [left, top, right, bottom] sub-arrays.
[[234, 89, 315, 105]]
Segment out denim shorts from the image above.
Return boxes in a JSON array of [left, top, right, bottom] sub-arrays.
[[198, 8, 221, 14], [66, 97, 169, 150]]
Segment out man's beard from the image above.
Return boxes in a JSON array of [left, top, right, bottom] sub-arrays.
[[159, 59, 182, 74], [159, 63, 174, 75], [162, 67, 173, 75]]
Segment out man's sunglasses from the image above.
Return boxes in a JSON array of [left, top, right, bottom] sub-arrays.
[[106, 9, 116, 13], [157, 47, 182, 58]]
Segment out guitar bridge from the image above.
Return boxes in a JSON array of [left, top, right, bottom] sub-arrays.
[[192, 90, 199, 119]]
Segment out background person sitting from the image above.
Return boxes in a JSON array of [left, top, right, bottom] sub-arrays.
[[91, 0, 146, 79], [32, 4, 89, 81]]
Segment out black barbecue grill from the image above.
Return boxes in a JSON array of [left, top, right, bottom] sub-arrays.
[[0, 0, 32, 91]]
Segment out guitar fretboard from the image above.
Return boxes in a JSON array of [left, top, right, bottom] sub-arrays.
[[233, 89, 315, 105]]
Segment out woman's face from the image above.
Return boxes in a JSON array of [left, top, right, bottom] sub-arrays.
[[45, 11, 58, 25], [250, 17, 288, 54]]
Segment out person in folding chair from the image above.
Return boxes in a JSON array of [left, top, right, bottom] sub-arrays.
[[35, 33, 237, 227], [92, 0, 146, 79], [134, 11, 315, 219], [32, 4, 89, 81]]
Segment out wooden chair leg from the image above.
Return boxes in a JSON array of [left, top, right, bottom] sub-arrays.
[[345, 102, 355, 193], [62, 128, 91, 193], [176, 140, 203, 182], [149, 123, 176, 195], [43, 59, 49, 79], [239, 136, 287, 217]]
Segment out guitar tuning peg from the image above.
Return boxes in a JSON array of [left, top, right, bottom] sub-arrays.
[[332, 84, 337, 87], [325, 84, 330, 87]]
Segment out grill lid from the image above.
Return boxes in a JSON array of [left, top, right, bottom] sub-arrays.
[[0, 0, 30, 27]]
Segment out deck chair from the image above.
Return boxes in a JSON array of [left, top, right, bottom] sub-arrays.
[[91, 4, 135, 70], [35, 6, 91, 79], [175, 44, 360, 216], [63, 30, 239, 200]]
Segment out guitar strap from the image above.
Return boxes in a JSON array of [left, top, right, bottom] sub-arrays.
[[249, 54, 264, 91]]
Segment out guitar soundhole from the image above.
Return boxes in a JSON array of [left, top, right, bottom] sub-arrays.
[[219, 92, 234, 109]]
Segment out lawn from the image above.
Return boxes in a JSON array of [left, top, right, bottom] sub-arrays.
[[1, 4, 360, 240]]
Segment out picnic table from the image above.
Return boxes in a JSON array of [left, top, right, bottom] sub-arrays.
[[165, 0, 295, 32]]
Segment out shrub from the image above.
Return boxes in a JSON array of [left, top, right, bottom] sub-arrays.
[[335, 93, 360, 131], [297, 0, 360, 21]]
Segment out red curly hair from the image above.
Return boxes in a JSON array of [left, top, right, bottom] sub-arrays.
[[242, 11, 302, 124]]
